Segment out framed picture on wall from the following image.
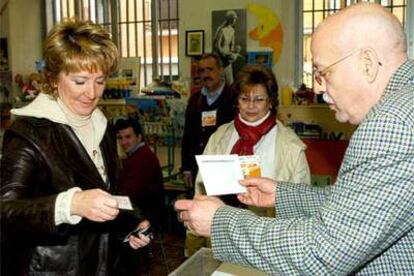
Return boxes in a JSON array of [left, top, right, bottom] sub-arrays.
[[0, 38, 9, 71], [185, 30, 204, 56]]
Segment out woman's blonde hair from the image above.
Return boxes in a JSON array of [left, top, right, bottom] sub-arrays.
[[42, 18, 118, 95]]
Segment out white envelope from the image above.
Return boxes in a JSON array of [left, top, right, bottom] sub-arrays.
[[196, 154, 246, 196]]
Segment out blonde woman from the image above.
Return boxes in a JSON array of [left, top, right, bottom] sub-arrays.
[[0, 19, 150, 275]]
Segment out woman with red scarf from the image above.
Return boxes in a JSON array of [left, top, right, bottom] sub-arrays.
[[186, 64, 310, 256]]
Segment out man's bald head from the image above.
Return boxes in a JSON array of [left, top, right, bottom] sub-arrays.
[[313, 3, 407, 63], [310, 3, 408, 125]]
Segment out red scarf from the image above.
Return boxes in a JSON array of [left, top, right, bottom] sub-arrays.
[[221, 113, 276, 207], [231, 113, 276, 155]]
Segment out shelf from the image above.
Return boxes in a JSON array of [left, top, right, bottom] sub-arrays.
[[278, 104, 356, 140], [98, 99, 126, 105]]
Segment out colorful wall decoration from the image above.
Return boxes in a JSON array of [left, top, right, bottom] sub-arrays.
[[247, 4, 284, 64]]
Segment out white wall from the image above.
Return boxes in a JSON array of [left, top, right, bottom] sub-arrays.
[[178, 0, 297, 90], [0, 0, 9, 39], [7, 0, 43, 75]]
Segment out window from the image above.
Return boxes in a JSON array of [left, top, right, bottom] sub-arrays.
[[299, 0, 409, 89], [45, 0, 179, 89]]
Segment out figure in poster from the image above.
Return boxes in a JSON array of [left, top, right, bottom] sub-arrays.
[[212, 10, 246, 85]]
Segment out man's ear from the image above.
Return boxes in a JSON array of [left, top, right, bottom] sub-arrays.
[[137, 133, 142, 143], [359, 48, 380, 83]]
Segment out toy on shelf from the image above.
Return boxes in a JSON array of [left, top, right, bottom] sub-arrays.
[[294, 83, 315, 105], [126, 95, 185, 147], [141, 77, 180, 98], [14, 73, 44, 102], [103, 78, 133, 99]]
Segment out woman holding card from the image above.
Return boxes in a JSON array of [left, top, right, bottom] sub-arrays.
[[185, 64, 311, 256], [0, 19, 150, 275]]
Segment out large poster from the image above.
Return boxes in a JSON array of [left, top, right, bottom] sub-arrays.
[[247, 4, 284, 64], [212, 9, 246, 85]]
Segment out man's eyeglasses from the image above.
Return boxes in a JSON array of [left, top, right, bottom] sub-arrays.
[[238, 95, 268, 105], [313, 49, 382, 86], [313, 49, 360, 86]]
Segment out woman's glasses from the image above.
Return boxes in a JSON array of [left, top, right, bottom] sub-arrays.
[[238, 95, 268, 105]]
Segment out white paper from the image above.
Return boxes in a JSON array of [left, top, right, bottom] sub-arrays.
[[113, 195, 133, 210], [211, 271, 234, 276], [196, 155, 246, 196]]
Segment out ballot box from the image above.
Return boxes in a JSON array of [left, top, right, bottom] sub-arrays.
[[169, 247, 268, 276]]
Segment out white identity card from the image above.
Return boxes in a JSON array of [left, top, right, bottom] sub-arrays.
[[113, 195, 133, 210], [196, 154, 246, 196]]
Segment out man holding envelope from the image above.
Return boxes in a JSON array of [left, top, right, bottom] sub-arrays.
[[175, 3, 414, 275]]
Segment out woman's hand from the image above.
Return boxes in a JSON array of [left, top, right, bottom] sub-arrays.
[[71, 189, 119, 222], [237, 177, 277, 207], [128, 220, 152, 249]]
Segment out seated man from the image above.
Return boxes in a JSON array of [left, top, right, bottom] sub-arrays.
[[115, 118, 165, 230], [114, 118, 166, 275]]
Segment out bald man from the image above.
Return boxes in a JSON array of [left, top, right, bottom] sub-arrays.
[[175, 3, 413, 274]]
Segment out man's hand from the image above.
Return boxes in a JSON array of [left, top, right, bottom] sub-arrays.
[[71, 189, 119, 222], [237, 177, 277, 207], [128, 220, 152, 250], [175, 195, 225, 237]]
